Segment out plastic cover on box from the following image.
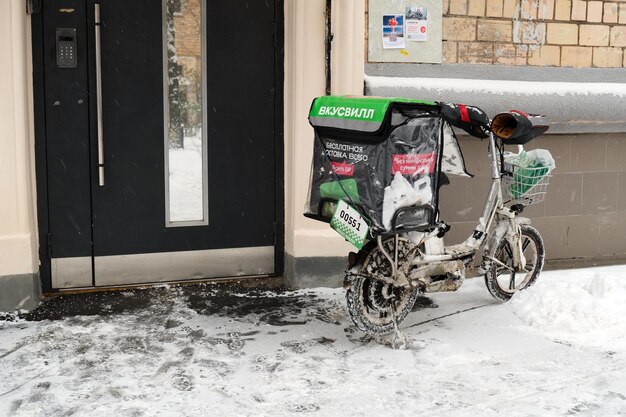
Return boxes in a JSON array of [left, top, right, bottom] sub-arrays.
[[305, 96, 453, 234]]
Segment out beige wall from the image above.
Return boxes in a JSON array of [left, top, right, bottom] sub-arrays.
[[284, 0, 365, 259], [0, 0, 38, 277]]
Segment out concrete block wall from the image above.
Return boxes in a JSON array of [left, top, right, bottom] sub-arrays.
[[440, 133, 626, 262], [365, 68, 626, 267]]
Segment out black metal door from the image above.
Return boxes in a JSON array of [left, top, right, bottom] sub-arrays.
[[33, 0, 281, 289]]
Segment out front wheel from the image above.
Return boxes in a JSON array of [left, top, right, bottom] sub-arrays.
[[485, 224, 545, 301]]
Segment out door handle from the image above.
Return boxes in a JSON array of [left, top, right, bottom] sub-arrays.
[[95, 3, 105, 186]]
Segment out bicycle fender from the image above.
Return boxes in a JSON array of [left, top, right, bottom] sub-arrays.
[[485, 216, 531, 253]]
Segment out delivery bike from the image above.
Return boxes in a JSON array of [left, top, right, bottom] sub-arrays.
[[305, 97, 553, 337]]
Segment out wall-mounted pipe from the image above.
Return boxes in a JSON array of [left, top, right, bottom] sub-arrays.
[[325, 0, 333, 95]]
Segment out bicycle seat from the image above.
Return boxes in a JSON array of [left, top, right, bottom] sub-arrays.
[[440, 102, 490, 139]]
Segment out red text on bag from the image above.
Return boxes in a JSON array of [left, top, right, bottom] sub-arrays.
[[392, 152, 436, 176]]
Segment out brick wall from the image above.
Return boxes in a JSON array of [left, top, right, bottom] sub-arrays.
[[171, 0, 202, 125], [173, 0, 202, 75], [443, 0, 626, 67], [366, 0, 626, 67], [174, 0, 202, 59]]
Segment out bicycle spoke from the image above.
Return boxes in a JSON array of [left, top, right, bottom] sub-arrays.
[[485, 227, 544, 302]]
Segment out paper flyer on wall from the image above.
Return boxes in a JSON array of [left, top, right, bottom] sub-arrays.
[[405, 6, 428, 42], [382, 14, 405, 49]]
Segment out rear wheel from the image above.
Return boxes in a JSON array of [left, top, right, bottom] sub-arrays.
[[485, 224, 544, 301], [346, 238, 419, 335]]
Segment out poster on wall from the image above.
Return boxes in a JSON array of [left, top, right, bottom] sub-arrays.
[[368, 0, 442, 63], [405, 6, 428, 42], [382, 14, 405, 49]]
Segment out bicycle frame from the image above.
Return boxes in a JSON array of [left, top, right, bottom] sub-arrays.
[[373, 131, 528, 285]]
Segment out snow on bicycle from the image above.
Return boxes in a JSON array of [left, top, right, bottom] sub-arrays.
[[305, 96, 553, 339]]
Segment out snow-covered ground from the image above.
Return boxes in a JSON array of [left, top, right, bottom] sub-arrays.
[[2, 266, 626, 417], [168, 133, 204, 222]]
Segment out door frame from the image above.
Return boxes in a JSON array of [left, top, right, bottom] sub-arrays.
[[31, 1, 285, 292]]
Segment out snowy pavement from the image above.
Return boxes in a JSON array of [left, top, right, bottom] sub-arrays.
[[2, 266, 626, 417]]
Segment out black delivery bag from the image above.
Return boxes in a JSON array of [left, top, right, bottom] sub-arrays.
[[304, 96, 448, 235]]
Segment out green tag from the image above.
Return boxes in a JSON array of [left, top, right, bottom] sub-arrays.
[[330, 200, 369, 249]]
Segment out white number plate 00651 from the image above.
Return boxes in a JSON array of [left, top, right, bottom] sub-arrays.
[[330, 200, 369, 249]]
